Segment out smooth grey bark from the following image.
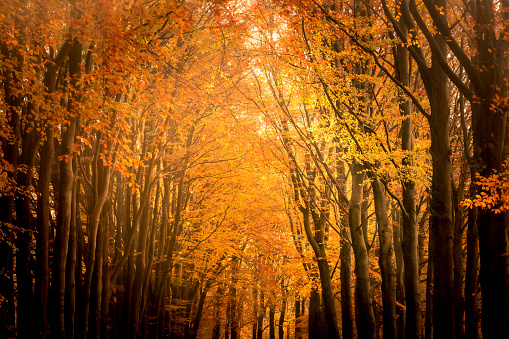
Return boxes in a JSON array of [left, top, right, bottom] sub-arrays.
[[368, 174, 397, 339], [349, 161, 376, 339]]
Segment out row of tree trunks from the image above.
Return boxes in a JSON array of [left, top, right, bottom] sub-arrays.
[[0, 38, 23, 339]]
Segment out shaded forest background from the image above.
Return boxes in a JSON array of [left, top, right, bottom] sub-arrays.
[[0, 0, 508, 338]]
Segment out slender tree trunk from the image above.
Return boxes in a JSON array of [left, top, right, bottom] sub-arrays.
[[65, 161, 77, 339], [392, 207, 405, 339], [101, 205, 111, 339], [257, 292, 264, 339], [424, 228, 433, 339], [279, 299, 286, 339], [53, 113, 76, 338], [369, 176, 397, 339], [37, 125, 55, 337], [269, 306, 275, 339], [90, 218, 105, 339], [452, 180, 465, 339], [81, 150, 111, 338], [14, 101, 40, 339], [464, 203, 479, 339], [15, 142, 38, 338], [472, 0, 509, 335], [131, 194, 152, 337], [349, 161, 376, 339], [252, 287, 258, 339], [0, 40, 22, 339], [53, 38, 81, 339], [429, 17, 455, 338], [191, 284, 211, 339], [340, 227, 354, 339], [294, 295, 301, 339], [308, 289, 323, 339], [396, 10, 422, 335]]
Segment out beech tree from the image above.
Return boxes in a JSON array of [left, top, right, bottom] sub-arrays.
[[1, 0, 508, 338]]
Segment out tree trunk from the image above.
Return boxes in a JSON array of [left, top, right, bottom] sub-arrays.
[[392, 207, 405, 339], [37, 125, 55, 337], [15, 140, 38, 338], [269, 306, 275, 339], [90, 218, 105, 339], [397, 8, 423, 334], [471, 38, 509, 339], [308, 289, 324, 339], [340, 226, 354, 339], [429, 17, 455, 338], [349, 161, 376, 339], [369, 176, 397, 339], [424, 228, 433, 339], [472, 0, 509, 335], [452, 180, 465, 339], [65, 162, 78, 339], [0, 39, 23, 339], [279, 299, 286, 339], [14, 100, 40, 339], [257, 292, 264, 339], [53, 38, 81, 338], [81, 148, 112, 338], [464, 203, 479, 339]]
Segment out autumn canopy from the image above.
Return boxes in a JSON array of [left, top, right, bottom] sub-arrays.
[[0, 0, 508, 338]]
